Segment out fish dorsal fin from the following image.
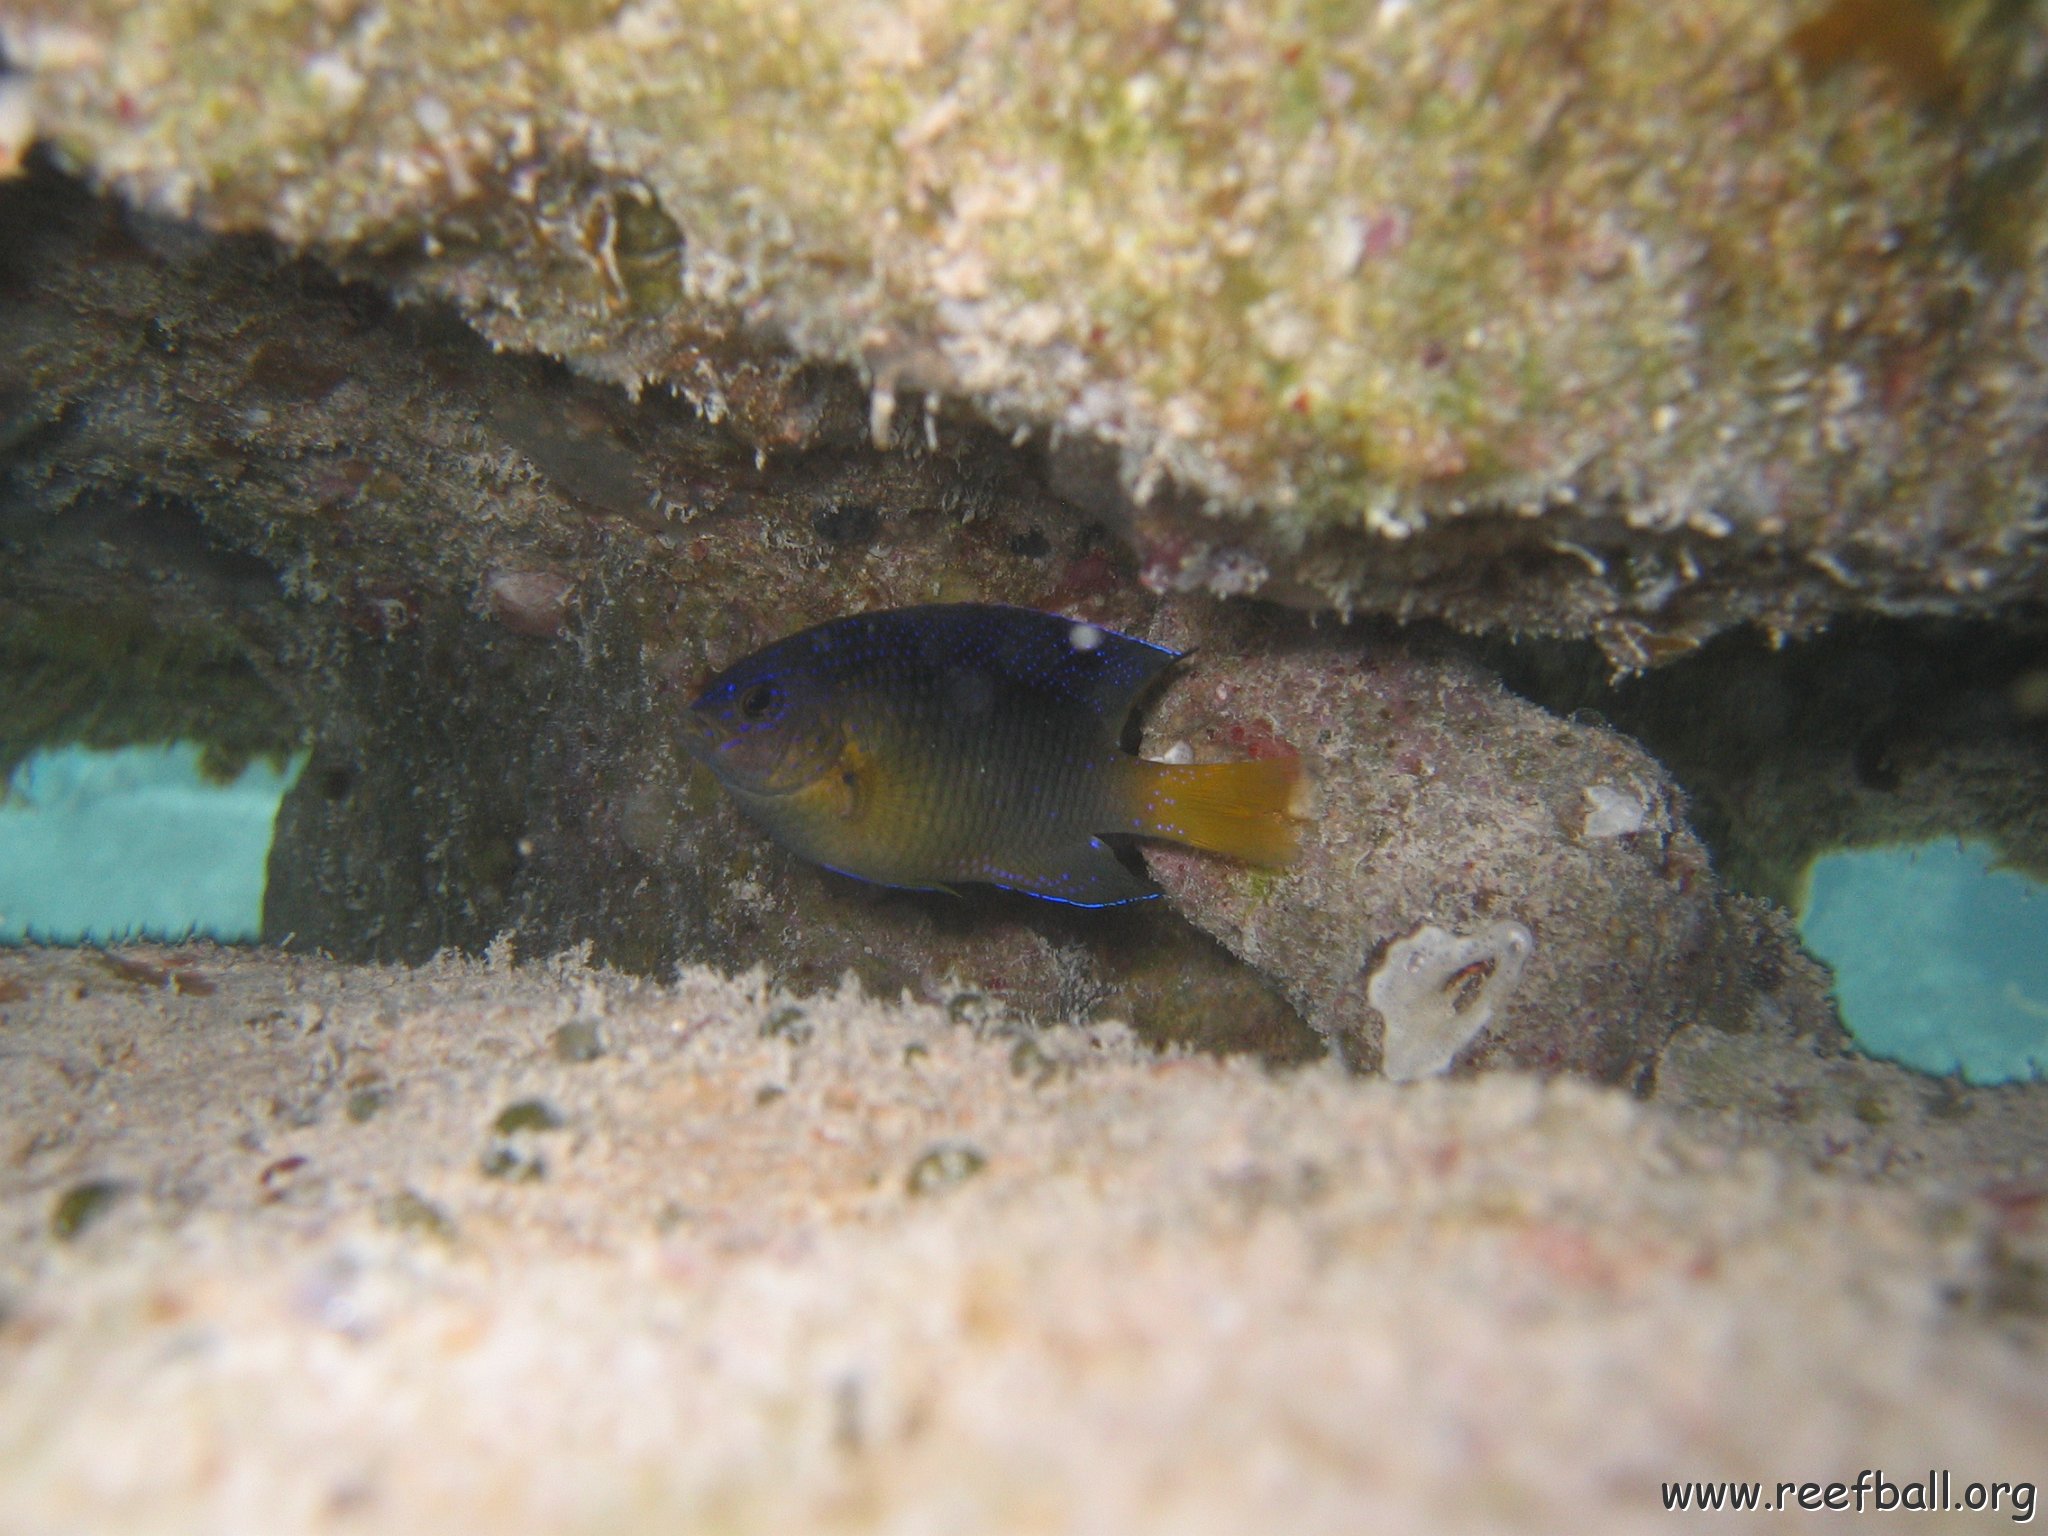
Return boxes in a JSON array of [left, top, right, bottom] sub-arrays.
[[907, 605, 1181, 724]]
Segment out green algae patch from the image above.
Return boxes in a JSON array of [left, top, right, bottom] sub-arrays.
[[492, 1098, 566, 1136], [905, 1142, 986, 1197], [50, 1179, 128, 1241], [377, 1188, 458, 1243], [551, 1020, 605, 1063]]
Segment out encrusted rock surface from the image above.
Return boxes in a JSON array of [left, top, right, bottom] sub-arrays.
[[1491, 615, 2048, 904], [1656, 975, 2048, 1184], [6, 0, 2048, 658], [1142, 613, 1767, 1082], [1, 945, 2042, 1532]]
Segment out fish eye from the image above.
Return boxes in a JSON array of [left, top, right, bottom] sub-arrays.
[[738, 682, 779, 721]]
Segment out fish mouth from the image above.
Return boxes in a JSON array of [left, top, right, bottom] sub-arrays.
[[681, 709, 810, 797], [681, 708, 727, 762]]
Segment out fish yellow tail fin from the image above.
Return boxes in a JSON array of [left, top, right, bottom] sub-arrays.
[[1124, 756, 1307, 866]]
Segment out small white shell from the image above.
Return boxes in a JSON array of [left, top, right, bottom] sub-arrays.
[[1368, 920, 1535, 1082], [1582, 784, 1648, 840]]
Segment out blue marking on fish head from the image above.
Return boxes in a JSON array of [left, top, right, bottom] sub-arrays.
[[686, 643, 844, 797]]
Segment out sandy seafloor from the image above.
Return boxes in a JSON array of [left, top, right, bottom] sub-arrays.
[[0, 944, 2043, 1533]]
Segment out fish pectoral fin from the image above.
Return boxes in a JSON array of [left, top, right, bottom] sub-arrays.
[[828, 768, 861, 821], [785, 754, 867, 825], [987, 837, 1159, 907], [825, 742, 871, 822]]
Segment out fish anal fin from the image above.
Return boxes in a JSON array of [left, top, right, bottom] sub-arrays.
[[984, 836, 1159, 907]]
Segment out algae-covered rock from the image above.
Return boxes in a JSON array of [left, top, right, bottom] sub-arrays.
[[1142, 612, 1762, 1082], [6, 0, 2047, 659]]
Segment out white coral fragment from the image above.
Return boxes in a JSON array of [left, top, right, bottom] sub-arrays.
[[1367, 920, 1535, 1082], [1581, 784, 1647, 839]]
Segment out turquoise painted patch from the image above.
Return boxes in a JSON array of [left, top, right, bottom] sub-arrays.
[[0, 743, 306, 945], [1799, 839, 2048, 1085]]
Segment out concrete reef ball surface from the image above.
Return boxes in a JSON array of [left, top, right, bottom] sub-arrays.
[[6, 0, 2048, 661], [1, 945, 2043, 1534], [1143, 626, 1759, 1083]]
